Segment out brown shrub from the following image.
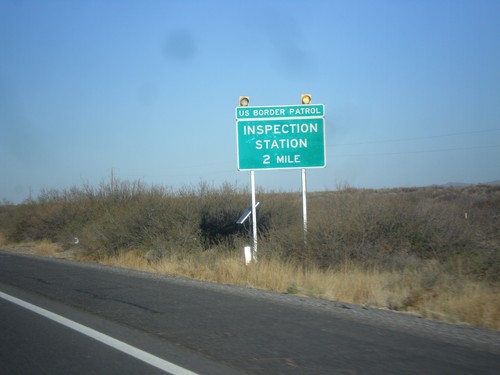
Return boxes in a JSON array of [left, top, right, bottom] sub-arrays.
[[1, 182, 498, 281]]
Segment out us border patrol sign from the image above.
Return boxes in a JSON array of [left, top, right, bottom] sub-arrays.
[[235, 104, 326, 170]]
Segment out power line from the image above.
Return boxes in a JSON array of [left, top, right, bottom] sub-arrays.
[[108, 129, 500, 176], [329, 128, 500, 147], [333, 144, 500, 158]]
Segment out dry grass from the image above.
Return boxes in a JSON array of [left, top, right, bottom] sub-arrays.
[[86, 249, 500, 331], [34, 239, 64, 256], [0, 239, 64, 256], [420, 282, 500, 329], [0, 232, 6, 247], [97, 251, 151, 272]]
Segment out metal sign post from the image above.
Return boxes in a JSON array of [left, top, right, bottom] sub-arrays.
[[250, 170, 258, 261], [302, 168, 308, 248], [236, 200, 260, 264]]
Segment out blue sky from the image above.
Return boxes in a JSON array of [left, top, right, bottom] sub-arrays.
[[1, 0, 499, 203]]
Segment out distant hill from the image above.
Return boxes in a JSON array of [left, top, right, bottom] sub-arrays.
[[443, 182, 470, 187], [443, 180, 500, 186]]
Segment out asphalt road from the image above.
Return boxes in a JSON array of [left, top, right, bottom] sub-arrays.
[[0, 251, 498, 374], [0, 296, 180, 375]]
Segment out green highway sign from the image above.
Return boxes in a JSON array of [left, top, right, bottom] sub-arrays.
[[236, 117, 326, 170], [236, 104, 325, 120]]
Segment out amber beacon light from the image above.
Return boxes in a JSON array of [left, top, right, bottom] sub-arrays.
[[239, 96, 250, 107], [301, 94, 312, 104]]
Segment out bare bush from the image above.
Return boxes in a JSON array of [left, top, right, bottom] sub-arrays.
[[1, 182, 499, 282]]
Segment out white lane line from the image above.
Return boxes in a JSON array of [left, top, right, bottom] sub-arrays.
[[0, 291, 198, 375]]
